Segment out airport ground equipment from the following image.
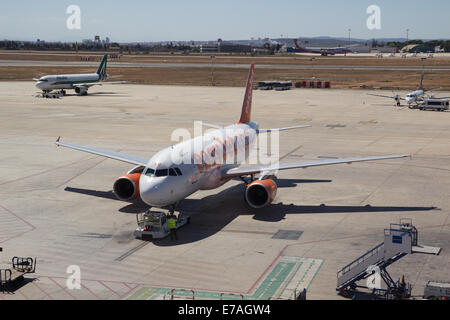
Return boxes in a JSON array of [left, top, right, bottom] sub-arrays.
[[424, 281, 450, 300], [43, 91, 63, 99], [296, 80, 331, 89], [274, 81, 293, 91], [0, 257, 36, 291], [257, 81, 276, 90], [418, 98, 449, 111], [337, 219, 441, 300], [134, 210, 190, 240]]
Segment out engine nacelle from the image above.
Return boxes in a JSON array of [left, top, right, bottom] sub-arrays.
[[245, 179, 278, 209], [113, 173, 141, 201], [75, 86, 88, 96]]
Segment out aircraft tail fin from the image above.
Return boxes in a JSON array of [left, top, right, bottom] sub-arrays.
[[238, 63, 255, 124], [96, 54, 108, 81]]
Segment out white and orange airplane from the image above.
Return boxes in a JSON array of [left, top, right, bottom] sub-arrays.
[[56, 64, 409, 211]]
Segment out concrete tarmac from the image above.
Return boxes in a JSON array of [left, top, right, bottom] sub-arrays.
[[0, 82, 449, 300]]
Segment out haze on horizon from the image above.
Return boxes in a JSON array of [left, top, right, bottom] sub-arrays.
[[1, 0, 449, 42]]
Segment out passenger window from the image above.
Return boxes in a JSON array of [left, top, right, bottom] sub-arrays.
[[175, 168, 183, 176], [169, 168, 177, 176]]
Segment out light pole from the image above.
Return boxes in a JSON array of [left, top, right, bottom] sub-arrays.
[[406, 29, 410, 42], [310, 57, 316, 79], [348, 28, 351, 46], [210, 55, 215, 86]]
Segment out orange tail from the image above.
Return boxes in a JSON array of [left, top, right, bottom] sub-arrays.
[[238, 63, 255, 124]]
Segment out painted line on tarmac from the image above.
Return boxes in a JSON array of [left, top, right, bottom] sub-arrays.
[[115, 242, 149, 262]]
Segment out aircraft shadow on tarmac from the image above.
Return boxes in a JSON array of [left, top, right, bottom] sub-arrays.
[[65, 180, 438, 247]]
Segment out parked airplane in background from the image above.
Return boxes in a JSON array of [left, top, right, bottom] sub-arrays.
[[55, 64, 409, 212], [368, 72, 450, 107], [288, 39, 353, 56], [34, 54, 121, 96]]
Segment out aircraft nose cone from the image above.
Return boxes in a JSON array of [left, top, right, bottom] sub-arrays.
[[36, 82, 44, 89], [139, 176, 173, 207]]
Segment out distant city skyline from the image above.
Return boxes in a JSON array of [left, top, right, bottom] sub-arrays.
[[1, 0, 450, 42]]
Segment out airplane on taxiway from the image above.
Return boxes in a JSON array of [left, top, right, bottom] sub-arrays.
[[368, 72, 450, 107], [35, 54, 122, 96]]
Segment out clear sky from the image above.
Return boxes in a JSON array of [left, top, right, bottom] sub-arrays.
[[1, 0, 449, 42]]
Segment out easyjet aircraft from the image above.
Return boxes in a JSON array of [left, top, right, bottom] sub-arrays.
[[56, 64, 409, 211]]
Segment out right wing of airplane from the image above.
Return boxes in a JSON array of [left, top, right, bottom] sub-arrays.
[[257, 125, 311, 133], [55, 137, 149, 166], [222, 154, 410, 179], [74, 81, 127, 88]]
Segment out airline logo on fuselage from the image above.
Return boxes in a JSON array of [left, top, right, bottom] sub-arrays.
[[192, 132, 252, 173]]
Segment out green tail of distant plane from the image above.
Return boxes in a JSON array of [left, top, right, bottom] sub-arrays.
[[96, 54, 108, 81]]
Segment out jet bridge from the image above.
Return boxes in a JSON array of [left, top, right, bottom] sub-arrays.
[[0, 257, 36, 292], [337, 219, 441, 299]]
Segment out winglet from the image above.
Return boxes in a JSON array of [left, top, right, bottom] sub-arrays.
[[238, 63, 255, 124], [55, 136, 61, 146]]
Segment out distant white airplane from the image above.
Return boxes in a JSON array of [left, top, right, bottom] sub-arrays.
[[288, 39, 353, 56], [56, 64, 409, 212], [34, 54, 121, 96], [368, 72, 450, 107]]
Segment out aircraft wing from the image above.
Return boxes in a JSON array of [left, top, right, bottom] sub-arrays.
[[55, 138, 149, 166], [367, 93, 405, 101], [222, 154, 409, 179], [74, 81, 126, 88], [257, 125, 311, 133], [201, 122, 224, 129]]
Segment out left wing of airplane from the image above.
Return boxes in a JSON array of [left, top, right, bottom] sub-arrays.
[[222, 154, 410, 179], [367, 93, 405, 101], [55, 138, 149, 166]]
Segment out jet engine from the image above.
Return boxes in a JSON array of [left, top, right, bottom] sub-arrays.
[[245, 179, 277, 209], [75, 86, 88, 96], [113, 173, 141, 201]]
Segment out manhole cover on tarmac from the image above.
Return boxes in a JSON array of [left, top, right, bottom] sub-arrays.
[[272, 230, 303, 240]]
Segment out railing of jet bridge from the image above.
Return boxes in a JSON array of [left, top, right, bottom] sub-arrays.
[[12, 257, 35, 273], [164, 289, 195, 300], [337, 242, 384, 279], [220, 293, 244, 300], [0, 269, 12, 285]]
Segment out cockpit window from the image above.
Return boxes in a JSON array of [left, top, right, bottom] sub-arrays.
[[39, 79, 49, 82], [145, 167, 182, 177], [155, 169, 168, 177]]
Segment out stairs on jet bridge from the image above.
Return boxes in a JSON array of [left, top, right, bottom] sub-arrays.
[[337, 219, 433, 292]]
